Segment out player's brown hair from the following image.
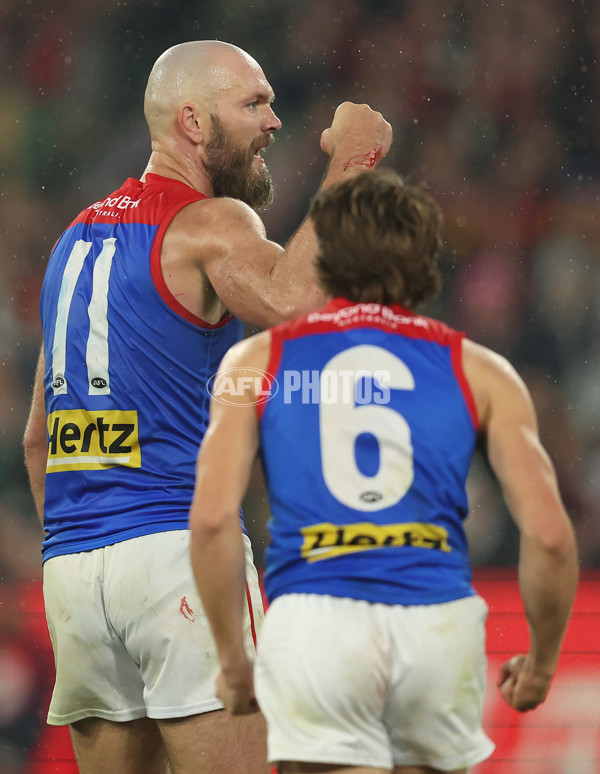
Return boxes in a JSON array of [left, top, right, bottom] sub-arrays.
[[309, 168, 443, 308]]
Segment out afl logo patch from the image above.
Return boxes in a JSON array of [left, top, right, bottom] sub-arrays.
[[360, 491, 382, 503], [52, 376, 65, 389], [91, 377, 108, 389]]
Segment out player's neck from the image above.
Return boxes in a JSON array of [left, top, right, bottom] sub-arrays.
[[141, 150, 213, 196]]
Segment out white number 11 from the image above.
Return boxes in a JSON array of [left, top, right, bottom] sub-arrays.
[[51, 238, 116, 396]]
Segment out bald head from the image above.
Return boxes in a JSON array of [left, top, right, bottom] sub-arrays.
[[144, 41, 266, 137]]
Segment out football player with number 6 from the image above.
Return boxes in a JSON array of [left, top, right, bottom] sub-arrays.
[[190, 168, 578, 774]]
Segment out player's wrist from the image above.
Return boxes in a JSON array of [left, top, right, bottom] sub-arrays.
[[219, 648, 252, 676], [524, 651, 557, 682]]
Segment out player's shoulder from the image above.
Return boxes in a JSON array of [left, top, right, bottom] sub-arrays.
[[219, 330, 272, 373], [462, 338, 519, 382], [164, 195, 269, 274], [175, 195, 266, 237], [462, 338, 532, 424]]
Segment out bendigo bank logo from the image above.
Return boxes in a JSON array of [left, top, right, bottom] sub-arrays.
[[46, 409, 141, 473], [300, 521, 451, 562]]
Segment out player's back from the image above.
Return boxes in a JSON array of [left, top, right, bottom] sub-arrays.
[[40, 174, 244, 561], [259, 298, 478, 606]]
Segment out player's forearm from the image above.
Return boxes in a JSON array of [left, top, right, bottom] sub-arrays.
[[190, 513, 249, 668], [268, 109, 392, 323], [24, 348, 47, 528], [518, 529, 578, 676], [24, 447, 46, 528], [270, 220, 325, 321]]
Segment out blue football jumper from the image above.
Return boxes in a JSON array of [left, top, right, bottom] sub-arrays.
[[259, 298, 479, 606], [40, 175, 244, 560]]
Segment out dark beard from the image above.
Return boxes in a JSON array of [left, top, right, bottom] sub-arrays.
[[204, 115, 274, 210]]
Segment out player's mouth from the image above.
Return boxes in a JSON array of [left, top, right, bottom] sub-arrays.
[[252, 136, 274, 163]]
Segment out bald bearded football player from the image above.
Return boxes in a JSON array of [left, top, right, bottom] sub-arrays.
[[23, 40, 393, 774]]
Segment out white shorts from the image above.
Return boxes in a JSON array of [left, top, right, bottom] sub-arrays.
[[254, 593, 494, 771], [43, 530, 263, 725]]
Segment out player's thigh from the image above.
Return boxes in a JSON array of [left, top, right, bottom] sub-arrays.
[[70, 716, 167, 774], [386, 596, 492, 771], [393, 767, 467, 774], [255, 594, 393, 770], [279, 764, 390, 773], [44, 551, 146, 725], [158, 709, 268, 774], [276, 766, 466, 774], [105, 530, 264, 719]]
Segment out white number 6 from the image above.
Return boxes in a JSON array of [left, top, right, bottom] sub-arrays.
[[319, 345, 415, 511]]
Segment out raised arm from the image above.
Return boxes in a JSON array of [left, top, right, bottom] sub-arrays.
[[23, 346, 47, 529], [166, 103, 392, 329], [463, 339, 578, 712]]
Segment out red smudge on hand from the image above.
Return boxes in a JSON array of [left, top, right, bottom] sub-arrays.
[[343, 143, 383, 171]]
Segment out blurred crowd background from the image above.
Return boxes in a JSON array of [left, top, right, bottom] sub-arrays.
[[0, 0, 598, 769]]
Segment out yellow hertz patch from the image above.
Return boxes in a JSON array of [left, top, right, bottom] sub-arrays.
[[300, 521, 451, 562], [46, 409, 141, 473]]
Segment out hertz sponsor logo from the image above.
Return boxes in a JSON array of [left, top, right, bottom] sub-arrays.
[[46, 410, 141, 473], [300, 521, 451, 562]]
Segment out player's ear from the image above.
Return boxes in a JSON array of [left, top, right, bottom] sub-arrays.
[[180, 104, 204, 145]]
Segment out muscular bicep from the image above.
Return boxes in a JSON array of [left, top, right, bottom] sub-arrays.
[[191, 333, 270, 531], [205, 202, 291, 326], [177, 198, 302, 328], [193, 401, 259, 528], [464, 340, 569, 541], [487, 396, 563, 535]]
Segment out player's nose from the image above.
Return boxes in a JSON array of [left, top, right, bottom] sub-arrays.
[[264, 104, 282, 133]]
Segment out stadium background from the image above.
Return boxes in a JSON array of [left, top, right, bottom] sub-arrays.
[[0, 0, 598, 771]]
